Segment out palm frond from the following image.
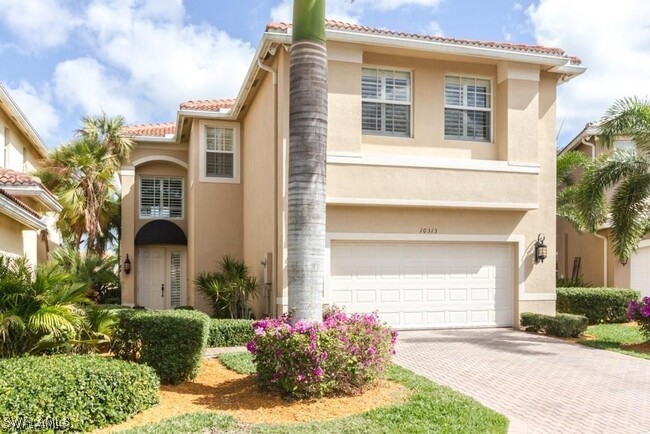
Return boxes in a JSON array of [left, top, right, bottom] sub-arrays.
[[608, 172, 650, 263], [599, 96, 650, 151]]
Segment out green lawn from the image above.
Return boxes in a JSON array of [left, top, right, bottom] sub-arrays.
[[118, 352, 508, 434], [578, 323, 650, 360]]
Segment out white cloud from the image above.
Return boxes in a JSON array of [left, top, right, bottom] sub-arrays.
[[513, 2, 523, 11], [45, 0, 255, 125], [53, 57, 139, 121], [5, 81, 60, 144], [528, 0, 650, 142], [0, 0, 81, 49], [270, 0, 442, 23], [428, 21, 444, 37]]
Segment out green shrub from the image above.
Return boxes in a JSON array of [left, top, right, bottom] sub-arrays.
[[209, 319, 254, 347], [194, 256, 258, 319], [174, 305, 195, 311], [0, 355, 158, 432], [521, 312, 588, 337], [557, 287, 640, 324], [112, 310, 210, 384]]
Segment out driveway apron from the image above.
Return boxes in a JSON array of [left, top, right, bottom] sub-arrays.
[[395, 328, 650, 434]]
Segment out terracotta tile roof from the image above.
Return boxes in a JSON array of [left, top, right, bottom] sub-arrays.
[[266, 20, 582, 65], [0, 187, 41, 218], [121, 122, 176, 137], [179, 99, 236, 111], [0, 168, 42, 187]]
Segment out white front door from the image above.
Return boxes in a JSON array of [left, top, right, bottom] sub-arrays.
[[137, 246, 187, 309], [329, 241, 514, 329]]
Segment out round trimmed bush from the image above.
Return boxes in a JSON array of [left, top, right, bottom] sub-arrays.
[[0, 355, 159, 432], [209, 319, 254, 347], [557, 287, 640, 324]]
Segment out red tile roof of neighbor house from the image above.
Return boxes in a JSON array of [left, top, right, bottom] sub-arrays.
[[121, 122, 177, 137], [180, 99, 236, 111], [0, 187, 41, 218], [0, 168, 42, 187], [266, 20, 582, 65]]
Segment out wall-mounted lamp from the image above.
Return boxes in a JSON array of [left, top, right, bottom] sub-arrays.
[[123, 254, 132, 275], [534, 234, 548, 264]]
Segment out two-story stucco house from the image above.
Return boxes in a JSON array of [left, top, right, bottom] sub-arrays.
[[120, 21, 584, 328], [557, 123, 650, 298], [0, 84, 62, 265]]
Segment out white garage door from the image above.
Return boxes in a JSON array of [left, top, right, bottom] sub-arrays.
[[630, 247, 650, 298], [329, 241, 514, 329]]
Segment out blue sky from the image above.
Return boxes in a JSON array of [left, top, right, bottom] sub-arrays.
[[0, 0, 648, 148]]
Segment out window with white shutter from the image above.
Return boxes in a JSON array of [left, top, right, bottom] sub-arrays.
[[139, 176, 184, 219], [362, 68, 412, 137], [444, 75, 492, 142], [200, 121, 240, 183], [170, 252, 182, 308]]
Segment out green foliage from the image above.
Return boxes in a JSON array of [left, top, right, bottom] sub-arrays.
[[208, 319, 254, 347], [49, 247, 120, 303], [556, 287, 640, 324], [36, 114, 134, 254], [0, 255, 91, 357], [112, 309, 210, 384], [521, 312, 588, 338], [557, 151, 591, 231], [556, 276, 591, 288], [194, 256, 259, 319], [0, 355, 159, 432], [174, 305, 195, 311], [218, 352, 256, 375], [573, 97, 650, 263], [116, 412, 236, 434]]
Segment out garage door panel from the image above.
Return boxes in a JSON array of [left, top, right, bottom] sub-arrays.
[[330, 241, 514, 329]]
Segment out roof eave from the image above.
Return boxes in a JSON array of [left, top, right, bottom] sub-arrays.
[[0, 194, 46, 230], [0, 84, 49, 157], [0, 185, 63, 212], [557, 123, 600, 155]]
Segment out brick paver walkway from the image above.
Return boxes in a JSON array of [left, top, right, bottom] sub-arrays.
[[395, 328, 650, 434]]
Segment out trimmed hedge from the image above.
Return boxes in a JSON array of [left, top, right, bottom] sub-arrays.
[[112, 310, 210, 384], [0, 355, 158, 432], [557, 287, 640, 324], [208, 319, 254, 347], [521, 312, 588, 338]]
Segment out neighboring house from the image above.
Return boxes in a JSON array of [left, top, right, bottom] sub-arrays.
[[0, 84, 62, 265], [557, 123, 649, 297], [120, 20, 584, 328]]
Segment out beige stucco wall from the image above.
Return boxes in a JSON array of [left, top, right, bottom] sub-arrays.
[[556, 218, 606, 286], [242, 63, 277, 317], [0, 109, 42, 172], [0, 213, 26, 257]]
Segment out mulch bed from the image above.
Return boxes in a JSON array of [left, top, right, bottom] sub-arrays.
[[96, 359, 408, 432]]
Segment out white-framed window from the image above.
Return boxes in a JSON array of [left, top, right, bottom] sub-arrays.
[[444, 75, 492, 142], [362, 67, 412, 137], [613, 139, 636, 152], [199, 121, 240, 183], [139, 176, 184, 219]]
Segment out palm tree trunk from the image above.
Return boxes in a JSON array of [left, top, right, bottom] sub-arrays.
[[287, 0, 327, 323]]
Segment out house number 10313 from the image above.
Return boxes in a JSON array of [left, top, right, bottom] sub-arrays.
[[419, 227, 438, 234]]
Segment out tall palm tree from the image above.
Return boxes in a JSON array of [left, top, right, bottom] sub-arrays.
[[287, 0, 329, 323], [577, 97, 650, 263], [37, 115, 134, 255]]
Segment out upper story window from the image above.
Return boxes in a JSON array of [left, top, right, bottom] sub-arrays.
[[200, 121, 240, 183], [444, 75, 492, 142], [140, 176, 183, 219], [362, 67, 411, 137], [613, 139, 635, 152]]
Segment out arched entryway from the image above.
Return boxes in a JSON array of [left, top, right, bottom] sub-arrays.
[[135, 220, 188, 309]]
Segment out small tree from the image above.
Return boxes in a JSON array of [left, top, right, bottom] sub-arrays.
[[194, 256, 258, 319]]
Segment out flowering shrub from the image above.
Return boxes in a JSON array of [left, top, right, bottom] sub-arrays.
[[247, 307, 398, 398], [628, 296, 650, 338]]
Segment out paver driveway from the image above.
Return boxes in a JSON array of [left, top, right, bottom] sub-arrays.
[[395, 328, 650, 434]]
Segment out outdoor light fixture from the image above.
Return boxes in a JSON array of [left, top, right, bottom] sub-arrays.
[[534, 234, 548, 264], [123, 254, 132, 275]]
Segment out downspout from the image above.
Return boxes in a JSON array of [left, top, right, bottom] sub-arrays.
[[257, 51, 278, 316], [580, 137, 607, 286], [594, 232, 608, 287], [581, 137, 595, 160]]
